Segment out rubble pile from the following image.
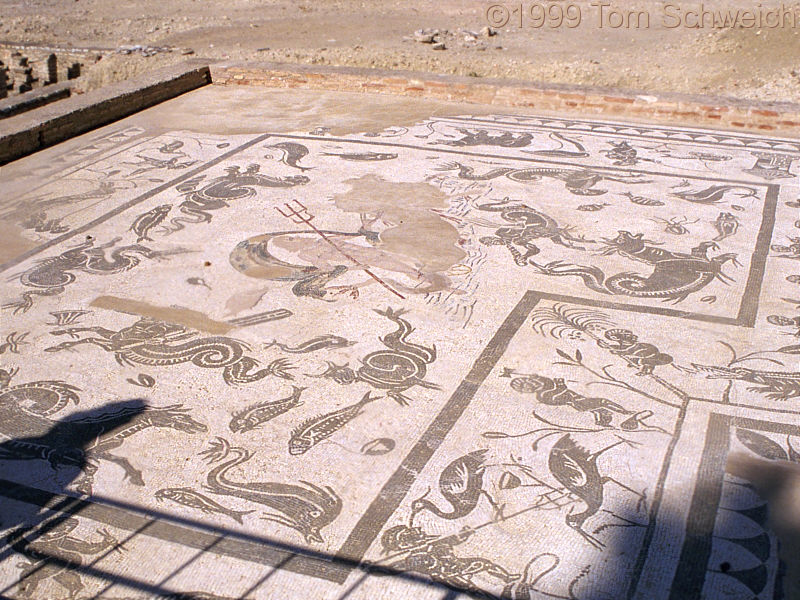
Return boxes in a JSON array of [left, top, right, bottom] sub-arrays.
[[407, 26, 498, 52]]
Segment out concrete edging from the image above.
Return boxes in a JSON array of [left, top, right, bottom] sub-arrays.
[[0, 63, 211, 165], [211, 61, 800, 136], [0, 82, 72, 120]]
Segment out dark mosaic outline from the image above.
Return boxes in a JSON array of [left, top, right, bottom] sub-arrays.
[[270, 132, 781, 186], [13, 126, 151, 196], [263, 133, 779, 326], [2, 125, 782, 325], [0, 133, 273, 273], [0, 293, 537, 585], [0, 119, 792, 590]]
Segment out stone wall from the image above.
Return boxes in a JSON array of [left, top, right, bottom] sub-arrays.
[[0, 63, 211, 165], [0, 45, 102, 99]]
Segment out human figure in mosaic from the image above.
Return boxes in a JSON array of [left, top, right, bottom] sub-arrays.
[[378, 525, 520, 593]]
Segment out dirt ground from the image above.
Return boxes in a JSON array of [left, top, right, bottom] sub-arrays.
[[2, 0, 800, 101]]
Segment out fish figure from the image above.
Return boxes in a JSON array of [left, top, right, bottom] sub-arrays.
[[187, 277, 212, 289], [289, 392, 379, 455], [712, 211, 740, 241], [202, 437, 342, 543], [130, 204, 171, 242], [688, 151, 731, 162], [320, 151, 398, 161], [266, 142, 312, 171], [673, 185, 758, 204], [155, 487, 255, 524], [266, 335, 356, 354], [576, 203, 609, 212], [622, 192, 664, 206], [158, 140, 185, 154], [126, 373, 155, 388], [229, 386, 306, 433]]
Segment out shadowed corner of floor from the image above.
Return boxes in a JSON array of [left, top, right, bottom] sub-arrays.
[[0, 395, 519, 600], [725, 453, 800, 600], [0, 399, 146, 600], [562, 452, 800, 600]]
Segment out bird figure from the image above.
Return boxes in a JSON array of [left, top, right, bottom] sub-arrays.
[[548, 435, 646, 548], [501, 553, 560, 600], [409, 449, 503, 524]]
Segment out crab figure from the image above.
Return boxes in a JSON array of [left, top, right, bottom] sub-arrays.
[[649, 215, 698, 235]]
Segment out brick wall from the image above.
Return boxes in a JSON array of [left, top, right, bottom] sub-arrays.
[[0, 46, 102, 97], [211, 62, 800, 135]]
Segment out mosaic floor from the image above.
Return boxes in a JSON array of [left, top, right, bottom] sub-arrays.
[[1, 86, 800, 600]]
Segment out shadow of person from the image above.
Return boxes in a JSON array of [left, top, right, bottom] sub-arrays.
[[0, 399, 145, 599]]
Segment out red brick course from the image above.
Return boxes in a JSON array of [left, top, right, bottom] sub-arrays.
[[210, 62, 800, 136]]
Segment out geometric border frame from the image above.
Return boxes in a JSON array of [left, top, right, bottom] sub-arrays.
[[0, 122, 791, 591]]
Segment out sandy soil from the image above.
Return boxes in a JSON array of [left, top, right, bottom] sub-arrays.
[[2, 0, 800, 101]]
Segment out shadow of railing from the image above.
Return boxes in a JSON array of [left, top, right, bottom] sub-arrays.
[[0, 478, 486, 600], [0, 399, 473, 599], [1, 401, 797, 600]]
